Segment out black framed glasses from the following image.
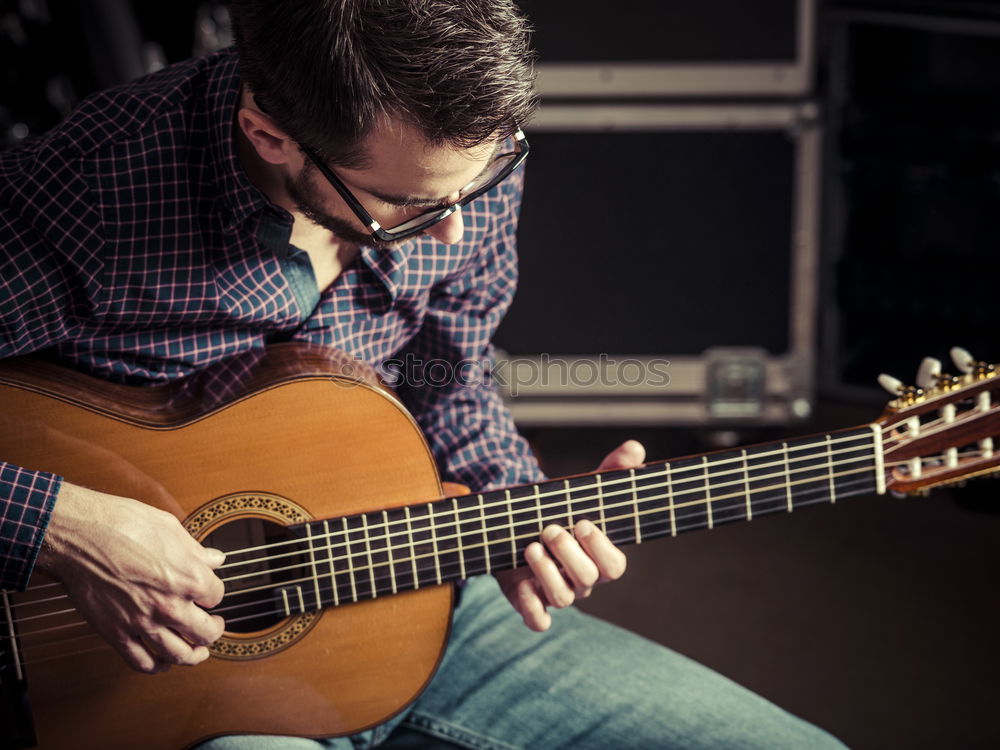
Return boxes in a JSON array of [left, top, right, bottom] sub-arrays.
[[298, 129, 529, 242]]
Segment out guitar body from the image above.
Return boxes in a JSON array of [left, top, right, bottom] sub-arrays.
[[0, 345, 454, 749]]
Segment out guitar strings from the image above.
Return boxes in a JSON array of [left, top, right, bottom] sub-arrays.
[[215, 446, 879, 587], [0, 472, 867, 669], [9, 433, 879, 613], [213, 431, 881, 565], [1, 470, 866, 652], [211, 467, 878, 610], [4, 456, 879, 636], [7, 434, 992, 648], [8, 443, 878, 617]]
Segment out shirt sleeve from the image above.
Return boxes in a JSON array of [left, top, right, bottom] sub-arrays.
[[0, 140, 98, 590], [395, 171, 545, 493], [0, 465, 62, 590]]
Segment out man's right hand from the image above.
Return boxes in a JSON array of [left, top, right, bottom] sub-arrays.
[[35, 482, 226, 673]]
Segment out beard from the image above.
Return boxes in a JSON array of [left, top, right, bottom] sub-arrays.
[[284, 163, 401, 252]]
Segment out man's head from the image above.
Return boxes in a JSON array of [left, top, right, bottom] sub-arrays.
[[230, 0, 537, 247], [230, 0, 537, 167]]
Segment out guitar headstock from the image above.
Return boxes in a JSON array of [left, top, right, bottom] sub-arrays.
[[875, 347, 1000, 496]]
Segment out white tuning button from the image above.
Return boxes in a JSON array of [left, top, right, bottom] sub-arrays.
[[950, 346, 975, 374], [877, 374, 904, 395], [916, 357, 942, 389]]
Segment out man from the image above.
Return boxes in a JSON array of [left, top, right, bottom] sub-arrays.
[[0, 1, 847, 747]]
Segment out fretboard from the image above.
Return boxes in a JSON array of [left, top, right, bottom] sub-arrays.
[[237, 426, 880, 615]]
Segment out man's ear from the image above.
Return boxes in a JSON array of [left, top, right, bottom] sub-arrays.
[[237, 105, 299, 167]]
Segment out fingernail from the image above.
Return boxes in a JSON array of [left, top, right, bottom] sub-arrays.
[[542, 525, 563, 544], [525, 542, 543, 562], [575, 519, 594, 538]]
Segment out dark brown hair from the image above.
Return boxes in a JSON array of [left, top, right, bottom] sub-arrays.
[[230, 0, 538, 167]]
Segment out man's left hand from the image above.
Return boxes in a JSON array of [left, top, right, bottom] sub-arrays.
[[495, 440, 645, 631]]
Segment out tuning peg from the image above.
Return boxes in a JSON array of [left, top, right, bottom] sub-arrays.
[[950, 347, 975, 374], [877, 374, 903, 395], [915, 357, 941, 389]]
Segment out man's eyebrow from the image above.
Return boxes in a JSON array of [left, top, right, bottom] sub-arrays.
[[362, 140, 506, 208]]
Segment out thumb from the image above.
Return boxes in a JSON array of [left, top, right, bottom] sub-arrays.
[[596, 440, 646, 471]]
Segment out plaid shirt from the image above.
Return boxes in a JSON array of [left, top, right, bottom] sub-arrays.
[[0, 48, 542, 590]]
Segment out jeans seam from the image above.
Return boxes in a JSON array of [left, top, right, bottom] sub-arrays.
[[402, 711, 522, 750]]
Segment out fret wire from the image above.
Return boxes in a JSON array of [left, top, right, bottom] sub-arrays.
[[596, 473, 606, 533], [383, 510, 398, 595], [213, 432, 879, 568], [702, 456, 714, 529], [827, 435, 837, 503], [478, 493, 491, 575], [404, 507, 419, 590], [343, 517, 358, 602], [452, 499, 467, 581], [742, 450, 753, 521], [505, 490, 517, 568], [305, 521, 322, 609], [565, 480, 574, 528], [359, 514, 376, 599], [535, 484, 544, 533], [630, 469, 642, 544], [427, 503, 442, 585], [324, 520, 339, 607], [2, 589, 22, 681], [214, 449, 881, 593], [16, 475, 882, 649], [664, 463, 676, 537], [782, 443, 793, 512], [280, 588, 290, 617]]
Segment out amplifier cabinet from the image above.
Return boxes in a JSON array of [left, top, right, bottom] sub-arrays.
[[518, 0, 815, 98], [494, 103, 821, 426]]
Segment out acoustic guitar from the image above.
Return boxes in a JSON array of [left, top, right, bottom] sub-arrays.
[[0, 343, 997, 749]]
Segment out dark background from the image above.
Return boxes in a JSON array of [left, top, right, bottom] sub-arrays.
[[3, 1, 1000, 748]]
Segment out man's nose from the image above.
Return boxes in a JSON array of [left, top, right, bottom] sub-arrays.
[[423, 207, 465, 245]]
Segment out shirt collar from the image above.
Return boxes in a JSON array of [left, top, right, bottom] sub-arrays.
[[205, 48, 269, 231], [357, 238, 419, 303]]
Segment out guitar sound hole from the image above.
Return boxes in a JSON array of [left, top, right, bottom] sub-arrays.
[[203, 518, 311, 634]]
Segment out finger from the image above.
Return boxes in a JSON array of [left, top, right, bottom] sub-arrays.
[[143, 627, 210, 667], [120, 636, 166, 674], [574, 519, 627, 583], [596, 440, 646, 471], [190, 567, 226, 609], [163, 601, 226, 647], [515, 576, 551, 632], [203, 546, 226, 568], [525, 541, 575, 609], [541, 525, 599, 595]]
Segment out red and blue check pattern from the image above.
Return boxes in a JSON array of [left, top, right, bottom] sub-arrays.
[[0, 48, 542, 590]]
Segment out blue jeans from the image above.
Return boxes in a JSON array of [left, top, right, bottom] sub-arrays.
[[199, 576, 847, 749]]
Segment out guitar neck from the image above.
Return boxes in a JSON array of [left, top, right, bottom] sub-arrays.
[[273, 425, 882, 611]]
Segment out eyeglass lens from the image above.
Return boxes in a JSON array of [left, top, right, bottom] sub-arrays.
[[383, 150, 521, 236]]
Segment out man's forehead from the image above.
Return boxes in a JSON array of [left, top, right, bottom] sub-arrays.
[[341, 120, 503, 204], [366, 119, 499, 170]]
